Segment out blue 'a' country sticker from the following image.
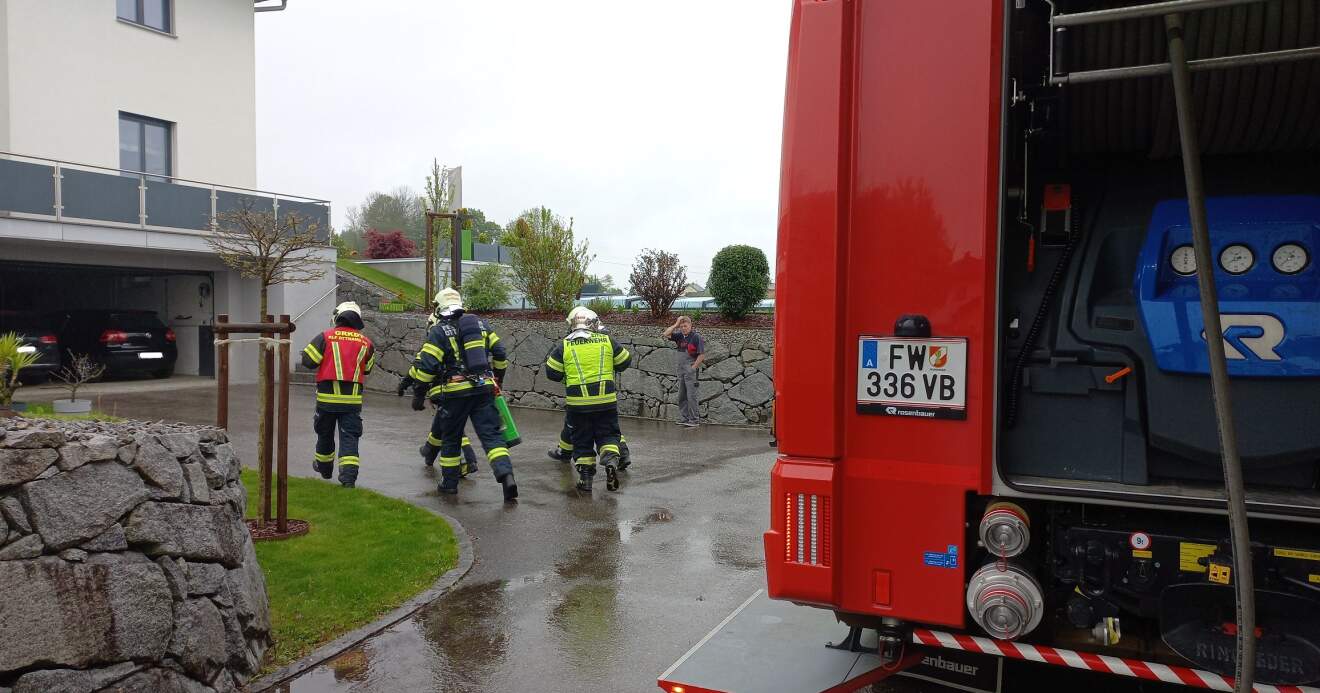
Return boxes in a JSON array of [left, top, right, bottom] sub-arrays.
[[861, 340, 878, 369]]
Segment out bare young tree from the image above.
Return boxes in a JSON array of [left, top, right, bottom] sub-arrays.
[[630, 249, 688, 318], [54, 352, 106, 403], [422, 159, 456, 292], [207, 199, 328, 525]]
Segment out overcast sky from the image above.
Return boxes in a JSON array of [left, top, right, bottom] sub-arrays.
[[254, 2, 790, 287]]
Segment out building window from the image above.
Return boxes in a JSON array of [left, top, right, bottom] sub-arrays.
[[117, 0, 172, 34], [119, 113, 173, 180]]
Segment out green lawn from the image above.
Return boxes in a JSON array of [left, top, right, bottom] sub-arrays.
[[336, 258, 428, 309], [18, 403, 126, 422], [242, 469, 458, 669]]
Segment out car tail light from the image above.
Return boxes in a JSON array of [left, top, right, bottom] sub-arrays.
[[100, 329, 128, 345], [784, 492, 830, 567], [165, 328, 176, 342], [39, 334, 57, 345]]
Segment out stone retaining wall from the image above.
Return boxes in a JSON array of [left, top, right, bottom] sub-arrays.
[[359, 311, 775, 427], [0, 418, 270, 693]]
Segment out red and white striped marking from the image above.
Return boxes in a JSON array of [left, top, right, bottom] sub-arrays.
[[910, 628, 1320, 693]]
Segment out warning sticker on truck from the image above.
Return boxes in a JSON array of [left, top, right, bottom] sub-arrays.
[[857, 336, 968, 420]]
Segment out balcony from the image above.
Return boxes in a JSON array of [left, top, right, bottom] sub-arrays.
[[0, 151, 330, 240]]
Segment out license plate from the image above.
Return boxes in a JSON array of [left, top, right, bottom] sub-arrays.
[[857, 336, 968, 420], [138, 352, 164, 360], [16, 345, 36, 353]]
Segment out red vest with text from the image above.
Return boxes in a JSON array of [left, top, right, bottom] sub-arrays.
[[315, 328, 372, 384]]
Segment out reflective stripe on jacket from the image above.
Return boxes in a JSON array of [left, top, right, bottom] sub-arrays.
[[302, 328, 376, 405], [408, 313, 507, 399], [545, 331, 631, 410]]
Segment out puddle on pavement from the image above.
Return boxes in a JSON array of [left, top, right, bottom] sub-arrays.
[[617, 506, 674, 543]]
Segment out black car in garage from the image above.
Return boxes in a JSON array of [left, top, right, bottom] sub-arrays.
[[0, 310, 62, 383], [51, 310, 177, 379]]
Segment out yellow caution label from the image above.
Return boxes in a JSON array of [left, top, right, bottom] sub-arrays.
[[1274, 548, 1320, 562], [1309, 574, 1320, 585], [1209, 563, 1232, 585], [1179, 542, 1217, 573], [1132, 550, 1153, 559]]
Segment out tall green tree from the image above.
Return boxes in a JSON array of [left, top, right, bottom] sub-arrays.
[[505, 207, 593, 314], [345, 187, 425, 246], [462, 208, 505, 244]]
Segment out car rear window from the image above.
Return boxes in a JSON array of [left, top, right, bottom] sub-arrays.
[[0, 312, 55, 333], [110, 313, 165, 330]]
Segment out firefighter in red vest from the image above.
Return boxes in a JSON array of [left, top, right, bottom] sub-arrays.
[[301, 301, 376, 488]]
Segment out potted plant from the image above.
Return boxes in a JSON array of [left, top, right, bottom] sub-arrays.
[[0, 332, 40, 417], [52, 352, 105, 414]]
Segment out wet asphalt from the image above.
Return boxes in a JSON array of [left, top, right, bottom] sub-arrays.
[[28, 379, 1174, 693], [73, 382, 774, 693]]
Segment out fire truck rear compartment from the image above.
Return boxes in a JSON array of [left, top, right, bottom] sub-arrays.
[[999, 0, 1320, 513]]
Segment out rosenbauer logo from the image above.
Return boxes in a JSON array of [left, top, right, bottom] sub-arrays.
[[885, 406, 936, 418]]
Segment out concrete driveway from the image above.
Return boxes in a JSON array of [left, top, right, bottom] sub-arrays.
[[25, 380, 1178, 693], [60, 381, 772, 692]]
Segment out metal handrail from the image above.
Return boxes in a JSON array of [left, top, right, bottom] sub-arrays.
[[291, 283, 341, 324], [1047, 0, 1320, 86], [0, 150, 330, 204], [1052, 0, 1268, 27]]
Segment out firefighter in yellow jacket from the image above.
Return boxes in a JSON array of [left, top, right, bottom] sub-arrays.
[[544, 306, 632, 493], [301, 301, 375, 488]]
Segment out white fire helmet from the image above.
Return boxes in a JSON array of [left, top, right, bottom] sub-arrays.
[[332, 301, 361, 322], [565, 306, 598, 330], [435, 288, 463, 315]]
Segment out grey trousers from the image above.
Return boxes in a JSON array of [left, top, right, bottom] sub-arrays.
[[677, 360, 700, 423]]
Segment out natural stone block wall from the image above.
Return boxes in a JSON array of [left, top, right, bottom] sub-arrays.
[[0, 419, 270, 693], [359, 310, 775, 427]]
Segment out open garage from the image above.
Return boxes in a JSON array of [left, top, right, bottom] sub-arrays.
[[0, 259, 216, 378]]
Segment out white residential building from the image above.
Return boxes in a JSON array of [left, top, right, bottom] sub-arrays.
[[0, 0, 334, 382]]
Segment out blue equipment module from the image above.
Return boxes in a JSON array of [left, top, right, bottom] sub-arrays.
[[1135, 196, 1320, 377]]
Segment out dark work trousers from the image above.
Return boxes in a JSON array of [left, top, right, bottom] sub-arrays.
[[424, 391, 512, 481], [559, 418, 629, 460], [313, 405, 363, 484], [567, 407, 622, 468]]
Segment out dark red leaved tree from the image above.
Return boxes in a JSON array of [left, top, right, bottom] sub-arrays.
[[365, 228, 418, 259]]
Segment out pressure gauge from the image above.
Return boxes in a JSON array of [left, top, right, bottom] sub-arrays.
[[1219, 244, 1254, 275], [1272, 243, 1309, 274], [1169, 245, 1197, 275]]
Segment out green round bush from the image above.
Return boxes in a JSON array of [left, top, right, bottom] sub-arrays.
[[463, 264, 512, 312], [707, 245, 770, 320]]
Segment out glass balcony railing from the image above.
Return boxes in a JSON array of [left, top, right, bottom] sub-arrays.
[[0, 151, 330, 239]]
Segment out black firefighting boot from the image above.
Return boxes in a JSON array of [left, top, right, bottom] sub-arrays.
[[419, 443, 439, 468], [313, 460, 333, 479], [437, 466, 461, 495], [547, 446, 572, 463], [602, 451, 621, 492], [617, 440, 632, 472], [461, 441, 479, 478], [499, 472, 518, 502], [338, 464, 359, 489], [575, 464, 595, 492], [488, 457, 516, 501]]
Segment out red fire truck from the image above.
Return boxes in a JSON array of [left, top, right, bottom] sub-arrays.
[[660, 1, 1320, 692]]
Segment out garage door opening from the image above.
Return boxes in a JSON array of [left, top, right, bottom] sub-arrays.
[[0, 261, 215, 378]]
